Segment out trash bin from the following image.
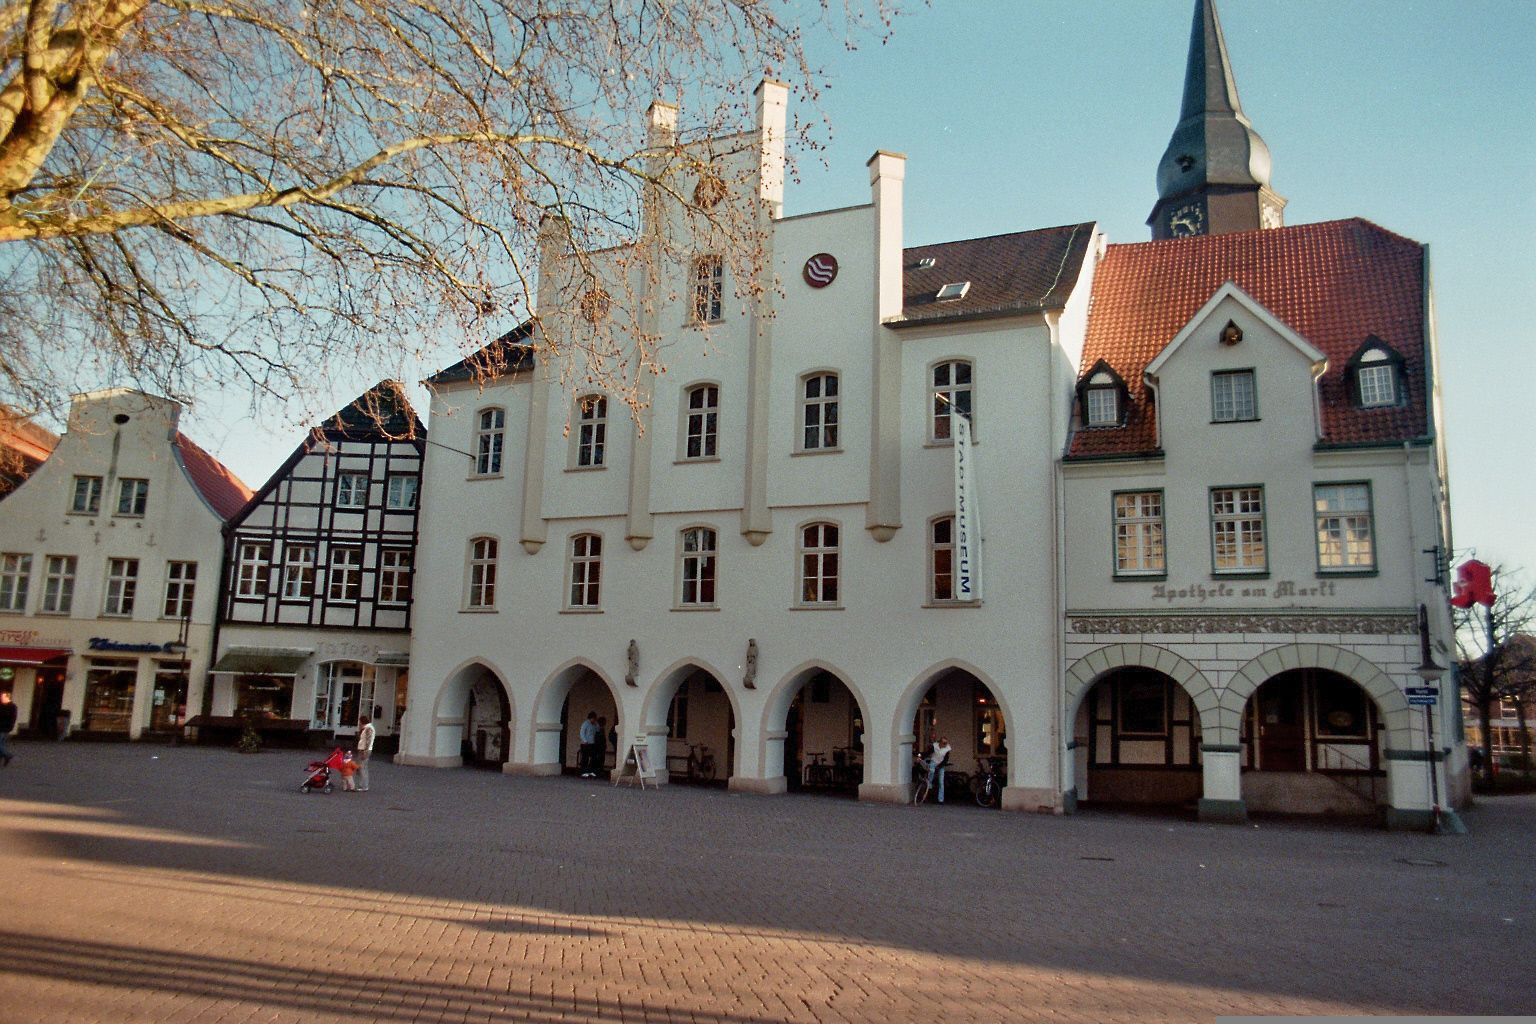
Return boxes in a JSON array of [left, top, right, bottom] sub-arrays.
[[55, 709, 72, 740]]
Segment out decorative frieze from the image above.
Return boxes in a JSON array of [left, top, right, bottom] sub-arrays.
[[1069, 613, 1417, 636]]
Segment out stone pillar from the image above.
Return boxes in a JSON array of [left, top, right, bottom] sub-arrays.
[[865, 151, 905, 542], [741, 81, 786, 547]]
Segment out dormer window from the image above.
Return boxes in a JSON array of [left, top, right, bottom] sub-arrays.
[[1076, 360, 1128, 428], [1345, 336, 1405, 409], [935, 281, 970, 301]]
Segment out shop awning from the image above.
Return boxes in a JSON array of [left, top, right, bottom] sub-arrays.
[[374, 651, 410, 667], [0, 646, 70, 665], [210, 648, 311, 675]]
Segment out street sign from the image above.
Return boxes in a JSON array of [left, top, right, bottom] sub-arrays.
[[1405, 686, 1439, 697], [1408, 695, 1437, 707]]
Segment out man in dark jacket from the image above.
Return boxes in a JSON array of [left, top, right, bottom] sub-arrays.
[[0, 691, 18, 766]]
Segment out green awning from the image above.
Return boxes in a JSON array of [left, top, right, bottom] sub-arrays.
[[210, 648, 311, 675]]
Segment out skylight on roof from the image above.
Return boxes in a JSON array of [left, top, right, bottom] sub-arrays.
[[916, 257, 936, 269], [936, 281, 971, 301]]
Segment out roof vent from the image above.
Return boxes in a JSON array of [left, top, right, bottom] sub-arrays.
[[916, 257, 936, 270], [935, 281, 971, 301]]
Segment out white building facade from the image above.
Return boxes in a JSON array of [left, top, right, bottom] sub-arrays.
[[0, 389, 250, 739]]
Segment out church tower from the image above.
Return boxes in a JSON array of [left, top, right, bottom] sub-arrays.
[[1148, 0, 1286, 240]]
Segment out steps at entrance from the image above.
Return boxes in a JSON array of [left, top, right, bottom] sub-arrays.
[[1244, 771, 1378, 816]]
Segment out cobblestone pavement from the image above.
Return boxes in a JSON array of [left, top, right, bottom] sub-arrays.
[[1, 741, 1532, 1023]]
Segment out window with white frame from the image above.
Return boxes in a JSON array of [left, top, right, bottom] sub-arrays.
[[801, 373, 839, 451], [70, 475, 102, 514], [568, 533, 602, 608], [678, 527, 717, 607], [692, 255, 723, 323], [0, 553, 31, 611], [327, 547, 363, 602], [235, 542, 271, 597], [1113, 492, 1166, 576], [1211, 369, 1257, 422], [386, 474, 418, 510], [1314, 483, 1375, 571], [1356, 353, 1397, 408], [683, 385, 718, 460], [104, 557, 139, 616], [1085, 384, 1119, 426], [1210, 487, 1266, 573], [42, 555, 75, 613], [931, 360, 973, 441], [576, 395, 607, 467], [281, 545, 316, 600], [475, 407, 505, 475], [162, 561, 196, 619], [798, 522, 840, 605], [116, 478, 149, 516], [378, 549, 413, 604], [335, 472, 369, 508], [468, 537, 497, 608], [929, 516, 957, 602]]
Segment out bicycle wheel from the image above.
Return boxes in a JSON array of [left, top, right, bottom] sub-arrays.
[[698, 759, 716, 782], [975, 779, 997, 808], [912, 777, 931, 805]]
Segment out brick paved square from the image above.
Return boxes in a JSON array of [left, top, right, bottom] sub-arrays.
[[0, 742, 1530, 1022]]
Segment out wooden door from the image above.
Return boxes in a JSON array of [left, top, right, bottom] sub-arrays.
[[1257, 676, 1305, 771]]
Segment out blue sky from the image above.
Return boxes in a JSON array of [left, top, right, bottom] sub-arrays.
[[188, 0, 1535, 578]]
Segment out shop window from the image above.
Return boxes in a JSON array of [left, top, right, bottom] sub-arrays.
[[83, 661, 136, 732], [1118, 676, 1168, 736], [1314, 674, 1371, 739], [235, 674, 293, 719]]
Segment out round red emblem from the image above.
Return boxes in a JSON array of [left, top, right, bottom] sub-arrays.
[[802, 253, 838, 288]]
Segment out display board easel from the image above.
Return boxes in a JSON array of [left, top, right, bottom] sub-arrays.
[[614, 741, 656, 789]]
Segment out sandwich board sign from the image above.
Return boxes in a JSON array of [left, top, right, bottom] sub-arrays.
[[615, 739, 656, 789]]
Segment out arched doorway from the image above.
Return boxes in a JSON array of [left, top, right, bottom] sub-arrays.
[[1074, 666, 1202, 808], [644, 662, 736, 786], [1241, 668, 1384, 815], [767, 666, 865, 797], [905, 666, 1007, 804], [430, 661, 513, 769], [531, 661, 622, 776]]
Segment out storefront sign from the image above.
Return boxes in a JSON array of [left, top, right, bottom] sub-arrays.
[[88, 638, 187, 654], [953, 414, 981, 600], [1, 628, 41, 645], [1149, 580, 1338, 605]]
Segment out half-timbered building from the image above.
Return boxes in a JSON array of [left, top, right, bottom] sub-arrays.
[[204, 381, 424, 749]]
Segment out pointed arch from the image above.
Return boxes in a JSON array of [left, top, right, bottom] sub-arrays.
[[427, 657, 514, 764], [529, 657, 623, 767]]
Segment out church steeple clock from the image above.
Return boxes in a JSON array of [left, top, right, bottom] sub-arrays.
[[1148, 0, 1286, 240]]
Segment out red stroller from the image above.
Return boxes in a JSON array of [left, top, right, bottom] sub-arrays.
[[300, 747, 347, 793]]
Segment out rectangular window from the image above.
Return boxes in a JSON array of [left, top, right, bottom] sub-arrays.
[[0, 553, 32, 612], [327, 547, 363, 602], [386, 474, 419, 510], [475, 408, 505, 475], [679, 527, 717, 606], [468, 538, 497, 608], [335, 472, 369, 508], [930, 517, 955, 602], [104, 557, 139, 616], [684, 385, 718, 459], [1357, 363, 1396, 407], [576, 396, 607, 467], [1119, 677, 1169, 736], [1211, 370, 1257, 422], [235, 542, 271, 598], [1085, 387, 1118, 426], [1210, 487, 1266, 573], [692, 256, 723, 323], [1314, 483, 1375, 571], [115, 478, 149, 516], [801, 373, 839, 451], [568, 534, 602, 608], [1113, 491, 1165, 576], [931, 360, 973, 441], [162, 561, 197, 619], [378, 549, 413, 605], [281, 545, 316, 600], [42, 555, 75, 613], [798, 523, 839, 605], [71, 475, 102, 514]]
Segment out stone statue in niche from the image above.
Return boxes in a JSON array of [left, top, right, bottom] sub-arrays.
[[743, 638, 758, 689], [625, 639, 639, 687]]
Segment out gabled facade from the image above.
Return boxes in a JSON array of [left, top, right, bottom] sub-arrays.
[[0, 389, 250, 739], [205, 381, 424, 748]]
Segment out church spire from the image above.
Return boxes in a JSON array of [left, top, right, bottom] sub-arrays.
[[1148, 0, 1286, 240]]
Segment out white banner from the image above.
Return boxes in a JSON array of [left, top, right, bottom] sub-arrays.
[[953, 413, 981, 601]]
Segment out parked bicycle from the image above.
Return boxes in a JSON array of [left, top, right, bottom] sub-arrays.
[[803, 750, 833, 788], [972, 756, 1004, 808], [668, 742, 717, 783]]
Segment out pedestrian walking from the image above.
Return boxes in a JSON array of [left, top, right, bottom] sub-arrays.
[[578, 711, 599, 777], [0, 691, 17, 766], [355, 715, 376, 791]]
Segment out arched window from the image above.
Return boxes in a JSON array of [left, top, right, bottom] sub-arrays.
[[1346, 337, 1406, 409], [468, 537, 498, 608], [683, 384, 719, 459], [800, 372, 839, 451], [678, 527, 718, 607], [568, 533, 602, 608], [474, 407, 505, 475], [931, 360, 973, 441], [797, 522, 840, 605], [575, 395, 607, 467]]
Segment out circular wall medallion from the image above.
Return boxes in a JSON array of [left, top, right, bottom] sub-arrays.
[[803, 253, 838, 288]]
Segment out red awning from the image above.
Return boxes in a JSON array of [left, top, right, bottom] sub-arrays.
[[0, 646, 71, 665]]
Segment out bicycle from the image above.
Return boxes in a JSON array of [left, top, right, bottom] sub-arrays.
[[972, 756, 1004, 808], [911, 753, 933, 804], [803, 751, 833, 788], [686, 742, 716, 782]]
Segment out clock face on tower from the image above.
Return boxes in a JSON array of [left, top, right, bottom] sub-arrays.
[[1168, 201, 1206, 238]]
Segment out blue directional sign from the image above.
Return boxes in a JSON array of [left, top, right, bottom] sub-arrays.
[[1408, 695, 1437, 707], [1405, 686, 1439, 697]]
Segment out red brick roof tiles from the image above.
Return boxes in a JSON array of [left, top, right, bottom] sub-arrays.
[[1068, 218, 1428, 458], [174, 432, 254, 521]]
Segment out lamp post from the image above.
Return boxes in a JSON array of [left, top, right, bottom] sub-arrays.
[[1415, 604, 1447, 833]]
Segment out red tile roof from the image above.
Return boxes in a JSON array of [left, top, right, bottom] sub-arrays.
[[895, 223, 1096, 326], [1069, 218, 1428, 458], [174, 433, 254, 521]]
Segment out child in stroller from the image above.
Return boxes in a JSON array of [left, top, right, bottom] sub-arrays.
[[301, 747, 350, 793]]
